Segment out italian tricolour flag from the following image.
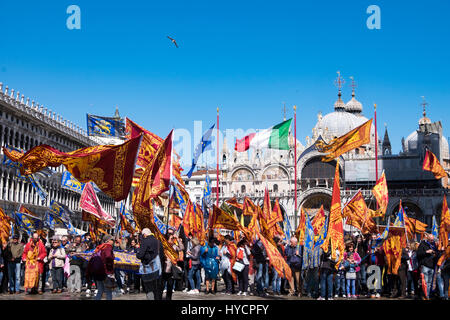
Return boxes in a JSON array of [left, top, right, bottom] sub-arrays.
[[234, 119, 292, 152]]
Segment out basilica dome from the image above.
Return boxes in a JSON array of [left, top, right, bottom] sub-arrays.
[[345, 96, 363, 115], [404, 130, 450, 159], [314, 110, 371, 140]]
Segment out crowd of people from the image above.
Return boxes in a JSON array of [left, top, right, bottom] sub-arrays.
[[0, 228, 449, 300]]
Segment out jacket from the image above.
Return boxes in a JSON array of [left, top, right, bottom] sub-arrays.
[[5, 241, 24, 263], [136, 235, 164, 266], [48, 247, 67, 269], [22, 240, 47, 274], [251, 240, 267, 264], [188, 245, 201, 265], [417, 240, 437, 269], [86, 243, 115, 281], [343, 252, 361, 272], [320, 251, 334, 271], [285, 245, 303, 270]]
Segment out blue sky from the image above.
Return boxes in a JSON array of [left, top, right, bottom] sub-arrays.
[[1, 1, 449, 166]]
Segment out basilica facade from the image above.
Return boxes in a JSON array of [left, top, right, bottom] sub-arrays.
[[185, 83, 450, 232]]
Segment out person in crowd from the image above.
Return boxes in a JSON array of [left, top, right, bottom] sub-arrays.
[[437, 243, 450, 300], [86, 235, 115, 300], [126, 238, 141, 293], [113, 237, 126, 295], [173, 232, 185, 292], [186, 237, 202, 294], [366, 233, 384, 298], [405, 241, 419, 298], [5, 234, 24, 294], [303, 241, 321, 299], [182, 232, 193, 293], [47, 236, 67, 293], [251, 237, 268, 297], [343, 242, 361, 298], [136, 228, 165, 300], [219, 235, 234, 295], [22, 232, 47, 294], [285, 236, 303, 297], [335, 256, 346, 298], [65, 235, 88, 293], [417, 233, 437, 300], [355, 235, 368, 295], [317, 246, 336, 300], [271, 236, 283, 296], [200, 237, 220, 295], [161, 233, 183, 300], [236, 238, 251, 296]]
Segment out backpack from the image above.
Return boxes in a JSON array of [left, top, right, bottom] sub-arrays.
[[87, 250, 105, 277]]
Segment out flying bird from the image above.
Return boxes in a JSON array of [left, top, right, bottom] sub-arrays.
[[167, 36, 179, 48]]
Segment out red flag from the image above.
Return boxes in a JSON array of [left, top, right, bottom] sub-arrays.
[[423, 149, 447, 180], [79, 182, 115, 227]]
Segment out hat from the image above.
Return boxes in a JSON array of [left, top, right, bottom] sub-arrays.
[[141, 228, 152, 236], [51, 235, 61, 241], [103, 235, 114, 242]]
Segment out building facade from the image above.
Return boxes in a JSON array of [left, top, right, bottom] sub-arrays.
[[0, 82, 117, 232], [184, 79, 450, 232]]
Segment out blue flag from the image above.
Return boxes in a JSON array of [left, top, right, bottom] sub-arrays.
[[61, 171, 101, 194], [86, 114, 125, 137], [187, 124, 215, 178], [394, 204, 405, 227], [282, 212, 292, 242], [314, 214, 329, 247], [15, 212, 44, 235], [47, 200, 72, 225], [304, 213, 315, 252], [28, 174, 48, 203], [432, 215, 439, 240], [375, 216, 391, 249], [154, 214, 168, 235], [174, 184, 188, 216]]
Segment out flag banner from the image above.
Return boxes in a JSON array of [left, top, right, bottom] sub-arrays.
[[86, 114, 125, 138], [393, 200, 406, 227], [242, 197, 259, 216], [131, 167, 144, 187], [148, 221, 179, 265], [432, 215, 439, 239], [314, 213, 329, 247], [210, 205, 243, 231], [61, 170, 101, 194], [226, 197, 244, 211], [43, 212, 58, 230], [262, 188, 271, 221], [187, 124, 214, 178], [267, 198, 283, 229], [0, 208, 13, 243], [132, 131, 173, 224], [316, 118, 373, 162], [3, 135, 142, 202], [202, 173, 213, 208], [304, 212, 315, 255], [27, 174, 48, 203], [256, 229, 292, 282], [173, 183, 188, 215], [235, 119, 292, 151], [342, 190, 377, 234], [169, 213, 183, 231], [382, 226, 406, 275], [71, 250, 141, 273], [182, 200, 196, 237], [154, 214, 168, 235], [15, 211, 44, 234], [295, 207, 306, 245], [34, 167, 57, 178], [47, 200, 72, 225], [119, 202, 138, 234], [423, 149, 447, 179], [79, 182, 115, 227], [321, 160, 345, 269], [311, 205, 326, 236], [374, 216, 391, 249], [282, 209, 292, 242], [439, 195, 450, 250], [126, 118, 184, 187], [372, 170, 389, 216], [404, 216, 427, 239]]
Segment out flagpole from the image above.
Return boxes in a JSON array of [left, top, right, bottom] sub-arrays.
[[374, 104, 379, 211], [294, 105, 298, 230], [216, 107, 219, 208]]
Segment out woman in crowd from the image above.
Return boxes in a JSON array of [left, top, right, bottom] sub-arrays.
[[236, 238, 251, 296], [200, 237, 219, 295], [47, 236, 67, 293]]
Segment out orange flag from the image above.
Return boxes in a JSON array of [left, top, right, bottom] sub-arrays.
[[262, 188, 272, 221], [132, 130, 173, 228], [316, 119, 373, 162], [0, 208, 13, 244], [267, 199, 283, 229], [169, 213, 183, 231], [243, 197, 259, 216], [372, 170, 389, 217], [342, 190, 377, 234], [256, 229, 292, 282], [404, 216, 427, 239], [382, 227, 406, 275], [439, 195, 450, 250], [423, 149, 447, 180], [311, 205, 326, 236], [321, 160, 345, 269], [3, 135, 142, 202], [295, 207, 306, 245], [210, 205, 243, 231], [226, 197, 244, 211], [183, 200, 196, 237]]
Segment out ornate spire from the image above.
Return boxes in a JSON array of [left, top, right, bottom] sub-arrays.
[[334, 71, 345, 111], [382, 123, 392, 155], [345, 76, 363, 115], [419, 96, 431, 125], [114, 105, 120, 119]]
